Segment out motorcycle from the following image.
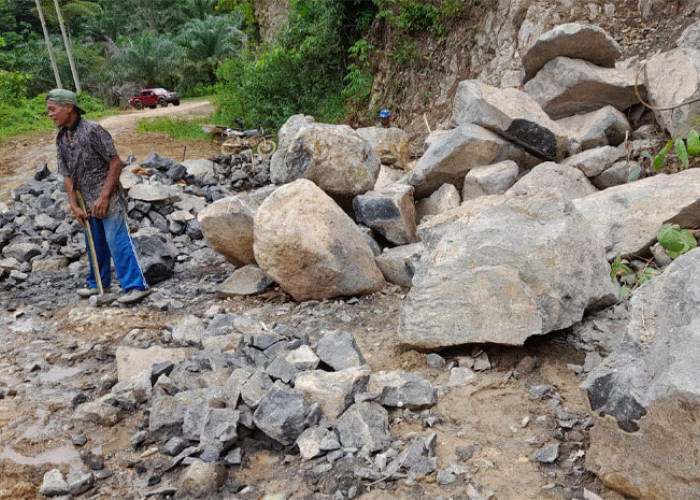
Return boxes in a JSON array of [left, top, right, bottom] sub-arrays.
[[201, 119, 278, 157]]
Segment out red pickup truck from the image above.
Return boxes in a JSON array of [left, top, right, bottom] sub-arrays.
[[128, 88, 181, 110]]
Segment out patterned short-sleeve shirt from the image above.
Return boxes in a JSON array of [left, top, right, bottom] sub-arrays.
[[56, 118, 124, 214]]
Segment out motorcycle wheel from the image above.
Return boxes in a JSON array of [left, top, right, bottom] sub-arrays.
[[256, 138, 277, 157]]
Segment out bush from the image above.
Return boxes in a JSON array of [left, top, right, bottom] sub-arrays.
[[215, 0, 371, 130]]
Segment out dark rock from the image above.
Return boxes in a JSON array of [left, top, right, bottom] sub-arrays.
[[162, 436, 188, 456], [316, 330, 366, 371], [335, 402, 391, 453], [132, 228, 177, 284], [253, 382, 313, 445]]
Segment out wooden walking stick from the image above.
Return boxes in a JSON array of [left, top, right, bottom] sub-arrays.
[[75, 190, 104, 295]]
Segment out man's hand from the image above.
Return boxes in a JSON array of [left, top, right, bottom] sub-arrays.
[[93, 195, 110, 219], [71, 203, 88, 226]]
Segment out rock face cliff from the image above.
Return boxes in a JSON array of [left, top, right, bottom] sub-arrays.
[[253, 0, 290, 42], [364, 0, 700, 152]]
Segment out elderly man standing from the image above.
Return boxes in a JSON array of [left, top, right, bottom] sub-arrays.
[[46, 89, 151, 304]]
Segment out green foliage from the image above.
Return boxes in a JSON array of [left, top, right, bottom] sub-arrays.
[[0, 69, 31, 106], [649, 125, 700, 171], [342, 40, 374, 103], [0, 91, 107, 143], [657, 223, 697, 259], [686, 129, 700, 156], [610, 253, 659, 301], [215, 0, 370, 129], [136, 116, 211, 141], [396, 2, 438, 32]]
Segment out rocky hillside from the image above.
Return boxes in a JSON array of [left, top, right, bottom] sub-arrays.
[[363, 0, 700, 151]]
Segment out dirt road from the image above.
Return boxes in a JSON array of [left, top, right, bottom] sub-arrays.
[[0, 100, 217, 202]]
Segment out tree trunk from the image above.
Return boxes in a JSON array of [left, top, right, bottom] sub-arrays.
[[34, 0, 63, 89], [52, 0, 81, 94]]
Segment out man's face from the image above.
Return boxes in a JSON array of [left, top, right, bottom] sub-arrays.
[[46, 101, 74, 128]]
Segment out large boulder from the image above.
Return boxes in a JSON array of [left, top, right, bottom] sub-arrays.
[[452, 81, 569, 161], [522, 23, 621, 83], [556, 106, 630, 151], [644, 47, 700, 138], [355, 127, 410, 169], [582, 248, 700, 498], [507, 162, 598, 200], [523, 57, 644, 119], [572, 169, 700, 260], [353, 184, 419, 245], [407, 124, 525, 198], [198, 188, 272, 266], [269, 123, 380, 198], [270, 114, 315, 175], [254, 179, 385, 301], [398, 194, 617, 347]]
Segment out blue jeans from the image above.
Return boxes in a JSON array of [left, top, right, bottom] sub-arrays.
[[83, 209, 149, 292]]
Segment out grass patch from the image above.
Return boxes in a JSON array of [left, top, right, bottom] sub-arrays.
[[136, 116, 212, 141], [0, 93, 116, 145]]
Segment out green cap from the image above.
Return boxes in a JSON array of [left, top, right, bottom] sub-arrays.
[[46, 88, 86, 115]]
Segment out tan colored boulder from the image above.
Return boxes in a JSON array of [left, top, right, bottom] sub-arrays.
[[254, 179, 385, 301], [462, 160, 519, 201], [270, 123, 380, 197], [507, 162, 598, 200], [556, 106, 630, 150], [415, 183, 461, 224], [197, 194, 261, 266], [356, 126, 410, 169]]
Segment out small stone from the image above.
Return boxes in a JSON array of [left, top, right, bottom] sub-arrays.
[[131, 430, 148, 450], [39, 469, 69, 496], [80, 450, 104, 470], [447, 367, 475, 387], [425, 353, 446, 369], [162, 436, 188, 456], [535, 443, 560, 463], [67, 471, 95, 496], [72, 433, 87, 446], [529, 384, 552, 400], [455, 444, 476, 461], [436, 470, 456, 485], [225, 447, 242, 465]]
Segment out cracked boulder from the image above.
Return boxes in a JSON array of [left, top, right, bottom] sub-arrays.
[[523, 57, 644, 119], [398, 194, 617, 347], [353, 184, 419, 245], [452, 81, 568, 161], [583, 248, 700, 499]]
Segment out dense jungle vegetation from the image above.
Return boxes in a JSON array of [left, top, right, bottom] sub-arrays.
[[0, 0, 474, 139]]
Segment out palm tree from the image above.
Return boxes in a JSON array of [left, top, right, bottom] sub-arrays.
[[34, 0, 62, 88], [109, 32, 178, 88], [177, 15, 243, 84], [52, 0, 80, 92]]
